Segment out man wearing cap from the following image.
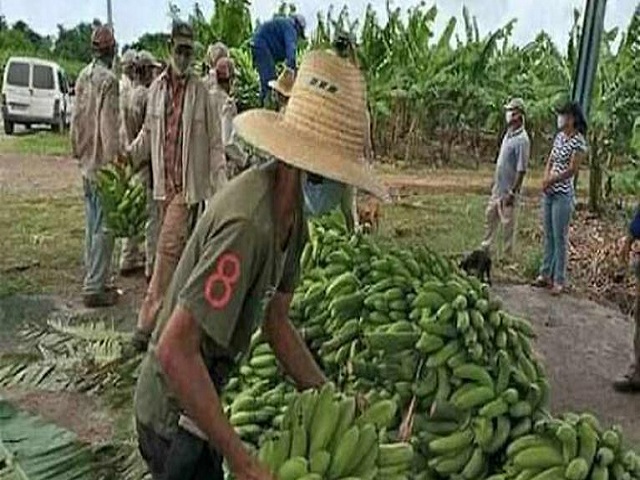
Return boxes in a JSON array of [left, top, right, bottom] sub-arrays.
[[251, 14, 306, 105], [133, 48, 385, 480], [204, 42, 230, 91], [211, 57, 249, 180], [128, 22, 227, 352], [480, 97, 531, 258], [71, 26, 121, 308], [118, 49, 147, 277], [124, 50, 162, 283]]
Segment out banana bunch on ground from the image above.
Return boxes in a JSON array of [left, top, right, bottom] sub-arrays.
[[258, 383, 413, 480], [96, 163, 147, 239], [491, 412, 640, 480]]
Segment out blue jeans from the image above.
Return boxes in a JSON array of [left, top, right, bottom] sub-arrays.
[[82, 177, 114, 295], [540, 193, 573, 285], [251, 42, 276, 106]]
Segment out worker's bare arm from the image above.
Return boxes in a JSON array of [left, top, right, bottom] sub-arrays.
[[263, 292, 327, 390], [156, 306, 270, 479]]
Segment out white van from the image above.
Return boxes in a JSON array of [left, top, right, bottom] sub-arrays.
[[1, 57, 73, 135]]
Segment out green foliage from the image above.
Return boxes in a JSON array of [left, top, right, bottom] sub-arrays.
[[127, 32, 171, 62], [53, 21, 100, 65], [0, 399, 98, 480]]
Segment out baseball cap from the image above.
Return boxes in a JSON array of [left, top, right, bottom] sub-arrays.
[[504, 97, 526, 113], [137, 50, 161, 67], [92, 25, 116, 51], [292, 14, 307, 39], [171, 21, 194, 48]]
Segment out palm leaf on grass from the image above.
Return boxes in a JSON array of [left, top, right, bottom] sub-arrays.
[[0, 320, 140, 406], [0, 398, 95, 479]]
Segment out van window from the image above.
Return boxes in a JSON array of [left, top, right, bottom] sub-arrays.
[[6, 62, 30, 87], [33, 65, 55, 90]]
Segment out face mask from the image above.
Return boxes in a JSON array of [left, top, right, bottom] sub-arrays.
[[557, 115, 567, 130], [302, 175, 346, 217], [171, 52, 192, 76]]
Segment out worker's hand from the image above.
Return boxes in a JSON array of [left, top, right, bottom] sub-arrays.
[[503, 192, 515, 207], [113, 153, 130, 169], [233, 456, 275, 480]]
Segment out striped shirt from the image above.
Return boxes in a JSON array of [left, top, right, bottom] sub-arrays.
[[548, 131, 588, 196]]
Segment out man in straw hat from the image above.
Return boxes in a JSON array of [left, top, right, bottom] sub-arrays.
[[127, 21, 227, 353], [133, 48, 386, 479], [251, 13, 306, 105], [71, 25, 121, 308], [267, 65, 361, 232]]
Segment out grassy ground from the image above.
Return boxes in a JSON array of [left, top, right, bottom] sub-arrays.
[[0, 164, 551, 297], [0, 129, 71, 157], [0, 191, 83, 297]]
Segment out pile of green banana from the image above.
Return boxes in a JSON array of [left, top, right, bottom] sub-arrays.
[[288, 216, 550, 479], [490, 413, 640, 480], [96, 163, 147, 239], [222, 215, 640, 480], [223, 331, 297, 446], [258, 383, 413, 480]]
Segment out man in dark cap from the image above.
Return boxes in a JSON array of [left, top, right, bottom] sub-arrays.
[[128, 21, 227, 352], [71, 25, 121, 308]]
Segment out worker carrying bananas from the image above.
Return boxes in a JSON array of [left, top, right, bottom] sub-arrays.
[[121, 50, 163, 282], [613, 206, 640, 392], [133, 47, 386, 480], [126, 21, 228, 352], [251, 13, 306, 106], [71, 25, 121, 308], [118, 49, 145, 277]]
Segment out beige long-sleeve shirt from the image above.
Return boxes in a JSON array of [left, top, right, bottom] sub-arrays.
[[71, 60, 120, 179], [129, 71, 227, 205]]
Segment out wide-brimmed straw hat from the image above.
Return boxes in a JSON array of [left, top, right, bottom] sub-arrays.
[[234, 49, 387, 199], [268, 68, 295, 98]]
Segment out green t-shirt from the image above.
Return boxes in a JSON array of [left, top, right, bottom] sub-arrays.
[[134, 163, 305, 439]]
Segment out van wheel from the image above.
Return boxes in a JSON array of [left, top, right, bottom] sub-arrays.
[[3, 121, 14, 135], [52, 116, 64, 133]]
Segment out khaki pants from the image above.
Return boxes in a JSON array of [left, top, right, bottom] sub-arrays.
[[481, 196, 518, 258], [137, 194, 190, 334]]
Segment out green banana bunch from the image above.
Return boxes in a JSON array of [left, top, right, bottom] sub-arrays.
[[492, 413, 640, 480], [96, 163, 147, 239], [258, 383, 412, 480]]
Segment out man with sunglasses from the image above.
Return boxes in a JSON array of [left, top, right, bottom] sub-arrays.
[[127, 21, 227, 352]]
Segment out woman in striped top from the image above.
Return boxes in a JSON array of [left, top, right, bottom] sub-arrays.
[[533, 102, 588, 295]]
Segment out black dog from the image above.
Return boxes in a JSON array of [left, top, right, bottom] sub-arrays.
[[460, 249, 492, 285]]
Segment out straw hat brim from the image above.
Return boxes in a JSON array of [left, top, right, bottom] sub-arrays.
[[268, 79, 292, 98], [234, 110, 387, 199]]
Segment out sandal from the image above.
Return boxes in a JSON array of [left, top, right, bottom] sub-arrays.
[[531, 276, 551, 288]]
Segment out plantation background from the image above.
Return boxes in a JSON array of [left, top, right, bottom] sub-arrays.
[[2, 2, 639, 197]]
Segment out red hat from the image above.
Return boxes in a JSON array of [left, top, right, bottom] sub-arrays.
[[92, 25, 116, 51]]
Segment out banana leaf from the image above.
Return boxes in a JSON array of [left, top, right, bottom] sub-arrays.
[[0, 399, 95, 479]]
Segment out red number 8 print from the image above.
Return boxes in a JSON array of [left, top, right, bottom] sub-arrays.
[[204, 252, 241, 309]]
